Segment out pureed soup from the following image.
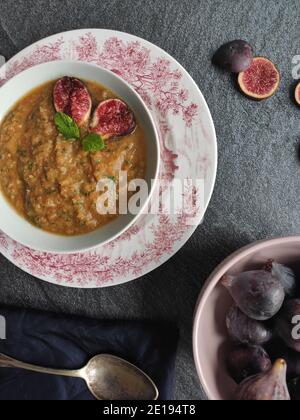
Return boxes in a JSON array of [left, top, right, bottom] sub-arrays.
[[0, 78, 146, 236]]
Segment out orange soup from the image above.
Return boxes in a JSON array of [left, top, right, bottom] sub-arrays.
[[0, 80, 146, 235]]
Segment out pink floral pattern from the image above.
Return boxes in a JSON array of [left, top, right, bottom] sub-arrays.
[[0, 38, 64, 86], [106, 224, 143, 249], [0, 30, 216, 288], [8, 207, 197, 287], [0, 231, 8, 251], [73, 34, 197, 123]]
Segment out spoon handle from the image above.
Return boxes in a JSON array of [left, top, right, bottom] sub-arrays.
[[0, 353, 83, 378]]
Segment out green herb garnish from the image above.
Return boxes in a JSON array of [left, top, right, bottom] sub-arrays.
[[55, 112, 80, 140], [54, 112, 107, 153], [82, 133, 105, 152], [106, 176, 116, 183]]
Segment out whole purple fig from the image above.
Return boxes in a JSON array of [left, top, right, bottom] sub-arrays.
[[226, 306, 272, 345], [264, 260, 296, 297], [234, 359, 290, 400], [227, 345, 272, 384], [213, 40, 253, 73], [222, 271, 285, 321], [276, 299, 300, 353]]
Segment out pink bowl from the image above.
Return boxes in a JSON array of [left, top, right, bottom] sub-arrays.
[[193, 236, 300, 400]]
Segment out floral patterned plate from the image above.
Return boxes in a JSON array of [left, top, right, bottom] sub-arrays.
[[0, 29, 217, 288]]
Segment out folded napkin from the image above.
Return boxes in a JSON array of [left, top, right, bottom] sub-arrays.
[[0, 307, 178, 400]]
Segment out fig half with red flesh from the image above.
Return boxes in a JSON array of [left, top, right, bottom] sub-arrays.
[[90, 99, 136, 140], [53, 77, 92, 126], [238, 57, 280, 100], [295, 82, 300, 106]]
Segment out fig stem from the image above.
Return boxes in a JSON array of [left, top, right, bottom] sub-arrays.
[[273, 359, 287, 375]]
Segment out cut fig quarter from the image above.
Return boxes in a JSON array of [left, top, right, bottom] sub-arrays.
[[238, 57, 280, 100], [53, 77, 92, 127], [90, 99, 136, 140], [295, 82, 300, 106]]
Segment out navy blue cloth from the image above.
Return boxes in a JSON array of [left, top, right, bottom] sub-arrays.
[[0, 307, 178, 400]]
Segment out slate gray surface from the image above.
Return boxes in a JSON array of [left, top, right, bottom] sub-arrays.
[[0, 0, 299, 400]]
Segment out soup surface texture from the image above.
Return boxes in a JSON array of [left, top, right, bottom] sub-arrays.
[[0, 80, 146, 235]]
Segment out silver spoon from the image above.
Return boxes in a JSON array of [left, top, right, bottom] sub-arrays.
[[0, 352, 159, 400]]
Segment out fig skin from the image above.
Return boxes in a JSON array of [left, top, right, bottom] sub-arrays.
[[213, 40, 253, 73], [227, 345, 272, 384], [238, 57, 280, 100], [264, 260, 296, 297], [234, 359, 290, 400], [226, 306, 272, 345], [295, 82, 300, 106], [222, 271, 285, 321], [276, 299, 300, 353]]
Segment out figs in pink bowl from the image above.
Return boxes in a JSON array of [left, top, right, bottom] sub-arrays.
[[193, 236, 300, 400]]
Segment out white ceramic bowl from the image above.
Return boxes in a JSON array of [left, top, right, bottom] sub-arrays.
[[0, 61, 160, 253]]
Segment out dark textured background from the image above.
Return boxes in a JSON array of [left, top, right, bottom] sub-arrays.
[[0, 0, 299, 400]]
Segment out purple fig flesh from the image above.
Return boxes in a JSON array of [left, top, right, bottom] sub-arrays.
[[226, 306, 272, 345], [234, 359, 290, 400], [276, 299, 300, 353], [222, 271, 285, 321], [90, 99, 136, 140], [238, 57, 280, 100], [227, 345, 272, 384], [53, 77, 92, 127]]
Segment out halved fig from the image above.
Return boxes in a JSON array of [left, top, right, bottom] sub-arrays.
[[295, 82, 300, 106], [90, 99, 136, 140], [238, 57, 280, 100], [53, 77, 92, 126]]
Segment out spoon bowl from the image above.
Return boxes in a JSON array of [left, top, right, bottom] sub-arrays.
[[84, 355, 159, 400], [0, 352, 159, 400]]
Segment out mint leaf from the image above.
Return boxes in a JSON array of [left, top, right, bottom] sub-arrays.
[[82, 133, 105, 152], [55, 112, 80, 140]]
